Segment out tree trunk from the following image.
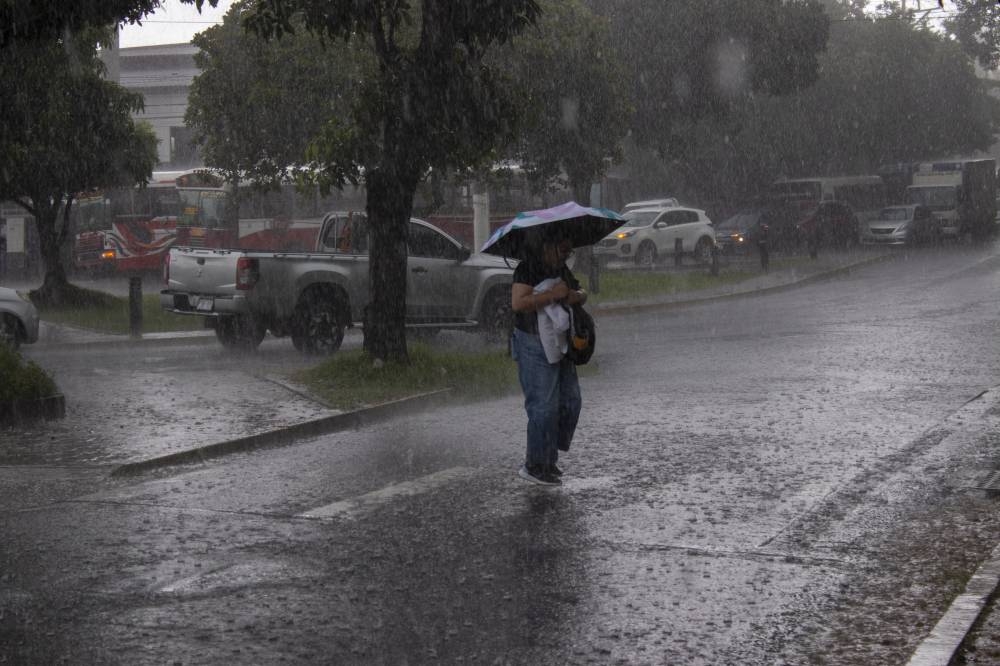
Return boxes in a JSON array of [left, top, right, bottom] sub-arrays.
[[364, 168, 417, 364], [30, 199, 72, 305]]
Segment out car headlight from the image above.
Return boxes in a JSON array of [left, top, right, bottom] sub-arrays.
[[616, 230, 637, 239]]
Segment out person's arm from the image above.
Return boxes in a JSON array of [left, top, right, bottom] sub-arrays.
[[511, 281, 572, 313]]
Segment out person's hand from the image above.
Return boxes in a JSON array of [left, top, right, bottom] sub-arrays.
[[549, 281, 571, 301]]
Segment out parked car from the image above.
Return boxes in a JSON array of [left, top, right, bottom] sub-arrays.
[[0, 287, 39, 350], [162, 213, 514, 352], [621, 198, 680, 213], [715, 203, 801, 255], [796, 200, 860, 253], [861, 204, 938, 245], [594, 206, 716, 267]]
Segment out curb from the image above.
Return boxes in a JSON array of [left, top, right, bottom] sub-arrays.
[[905, 387, 1000, 666], [906, 541, 1000, 666], [0, 394, 66, 425], [36, 329, 218, 350], [109, 388, 453, 477]]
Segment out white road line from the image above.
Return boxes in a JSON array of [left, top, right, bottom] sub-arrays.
[[299, 466, 472, 520]]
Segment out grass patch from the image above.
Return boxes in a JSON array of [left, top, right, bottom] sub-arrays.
[[35, 292, 204, 334], [590, 266, 756, 303], [0, 345, 57, 402], [588, 257, 810, 304], [293, 343, 520, 410]]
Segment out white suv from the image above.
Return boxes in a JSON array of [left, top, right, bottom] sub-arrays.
[[594, 206, 716, 266]]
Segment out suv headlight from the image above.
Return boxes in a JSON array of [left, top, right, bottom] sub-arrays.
[[616, 230, 637, 239]]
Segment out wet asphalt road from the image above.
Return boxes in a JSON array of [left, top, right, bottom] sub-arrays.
[[2, 242, 1000, 664]]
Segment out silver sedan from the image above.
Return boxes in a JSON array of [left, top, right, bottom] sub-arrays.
[[0, 287, 39, 349]]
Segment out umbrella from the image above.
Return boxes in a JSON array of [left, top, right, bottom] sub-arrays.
[[480, 201, 627, 260]]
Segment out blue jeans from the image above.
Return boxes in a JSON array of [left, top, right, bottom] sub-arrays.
[[512, 328, 582, 469]]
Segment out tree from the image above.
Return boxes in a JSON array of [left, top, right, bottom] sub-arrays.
[[595, 0, 830, 160], [244, 0, 541, 363], [0, 30, 159, 305], [499, 0, 631, 205], [944, 0, 1000, 69], [186, 1, 366, 224], [650, 10, 999, 211], [0, 1, 222, 47]]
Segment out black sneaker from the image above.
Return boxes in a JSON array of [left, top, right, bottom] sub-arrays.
[[549, 464, 563, 477], [519, 465, 561, 486]]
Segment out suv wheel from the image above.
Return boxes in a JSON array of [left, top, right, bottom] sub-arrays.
[[693, 237, 714, 264], [634, 242, 656, 267]]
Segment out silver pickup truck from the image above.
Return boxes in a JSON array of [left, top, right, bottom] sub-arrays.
[[160, 212, 515, 352]]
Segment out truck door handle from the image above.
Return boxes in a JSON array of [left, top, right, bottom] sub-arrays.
[[411, 267, 428, 274]]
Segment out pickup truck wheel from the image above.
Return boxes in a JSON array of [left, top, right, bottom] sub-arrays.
[[481, 287, 512, 343], [292, 290, 345, 355], [214, 316, 265, 351]]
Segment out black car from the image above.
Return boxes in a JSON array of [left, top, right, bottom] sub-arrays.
[[715, 204, 800, 255]]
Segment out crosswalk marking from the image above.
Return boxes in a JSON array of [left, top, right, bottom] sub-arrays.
[[299, 466, 472, 520]]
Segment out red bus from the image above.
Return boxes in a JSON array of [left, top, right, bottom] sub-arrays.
[[72, 169, 225, 274], [71, 171, 366, 273]]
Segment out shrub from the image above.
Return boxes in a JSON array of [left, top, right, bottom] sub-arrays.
[[0, 344, 57, 402]]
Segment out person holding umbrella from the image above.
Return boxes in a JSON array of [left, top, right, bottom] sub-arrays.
[[481, 201, 626, 486], [509, 228, 587, 485], [482, 201, 625, 486]]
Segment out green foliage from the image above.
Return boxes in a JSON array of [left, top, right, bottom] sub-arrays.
[[647, 12, 999, 208], [293, 344, 519, 410], [0, 346, 57, 403], [945, 0, 1000, 69], [0, 0, 222, 48], [0, 27, 159, 297], [595, 0, 829, 158], [497, 0, 631, 201], [186, 2, 365, 191]]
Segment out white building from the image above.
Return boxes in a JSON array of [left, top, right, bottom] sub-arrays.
[[102, 41, 201, 168]]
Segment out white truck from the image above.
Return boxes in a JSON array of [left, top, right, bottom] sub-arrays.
[[160, 212, 515, 352], [905, 159, 997, 240]]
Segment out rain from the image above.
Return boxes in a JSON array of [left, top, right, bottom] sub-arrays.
[[2, 1, 1000, 664]]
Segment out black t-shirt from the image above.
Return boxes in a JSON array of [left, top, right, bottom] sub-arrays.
[[512, 259, 580, 334]]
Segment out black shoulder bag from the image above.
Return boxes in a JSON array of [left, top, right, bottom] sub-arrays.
[[565, 303, 596, 365]]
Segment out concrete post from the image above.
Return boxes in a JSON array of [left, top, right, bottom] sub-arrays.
[[128, 276, 142, 339]]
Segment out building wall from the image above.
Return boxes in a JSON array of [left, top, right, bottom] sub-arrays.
[[102, 42, 202, 168]]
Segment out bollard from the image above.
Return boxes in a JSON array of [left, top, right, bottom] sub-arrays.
[[128, 275, 142, 339], [674, 238, 683, 267], [589, 252, 601, 295], [709, 243, 719, 276]]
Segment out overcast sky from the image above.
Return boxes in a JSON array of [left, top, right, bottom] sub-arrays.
[[119, 0, 233, 48]]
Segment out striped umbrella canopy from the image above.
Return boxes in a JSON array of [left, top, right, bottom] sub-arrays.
[[480, 201, 626, 260]]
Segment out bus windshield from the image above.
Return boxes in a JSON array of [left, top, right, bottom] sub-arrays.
[[907, 186, 956, 209]]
